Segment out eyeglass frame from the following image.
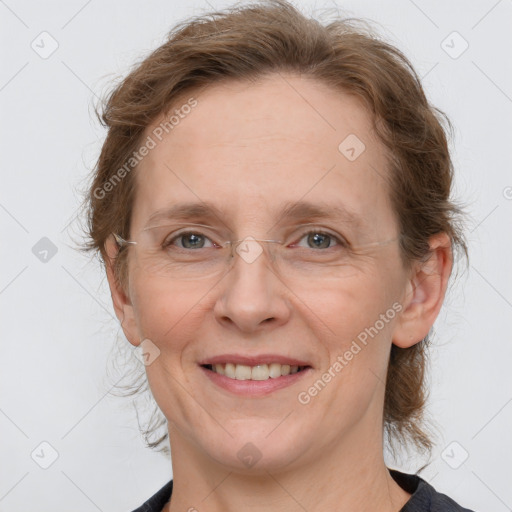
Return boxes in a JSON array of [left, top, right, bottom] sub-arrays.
[[111, 231, 399, 261], [112, 231, 292, 260]]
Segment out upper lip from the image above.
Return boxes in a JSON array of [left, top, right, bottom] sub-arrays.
[[199, 354, 313, 367]]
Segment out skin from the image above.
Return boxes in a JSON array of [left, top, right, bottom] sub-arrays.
[[105, 73, 452, 512]]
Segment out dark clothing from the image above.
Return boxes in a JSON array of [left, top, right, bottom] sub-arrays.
[[130, 469, 476, 512], [390, 470, 475, 511], [131, 479, 173, 512]]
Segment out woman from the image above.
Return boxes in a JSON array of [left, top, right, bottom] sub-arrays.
[[84, 1, 475, 510]]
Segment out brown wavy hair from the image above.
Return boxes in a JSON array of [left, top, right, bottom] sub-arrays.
[[82, 0, 466, 459]]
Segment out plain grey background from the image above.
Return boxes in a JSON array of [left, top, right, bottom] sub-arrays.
[[1, 0, 511, 510]]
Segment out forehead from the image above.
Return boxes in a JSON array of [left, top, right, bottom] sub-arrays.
[[132, 73, 395, 235]]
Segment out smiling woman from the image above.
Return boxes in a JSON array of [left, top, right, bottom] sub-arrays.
[[82, 1, 474, 511]]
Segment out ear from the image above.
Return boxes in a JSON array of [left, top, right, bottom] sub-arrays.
[[392, 233, 453, 348], [104, 235, 140, 347]]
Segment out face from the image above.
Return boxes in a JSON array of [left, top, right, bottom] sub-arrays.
[[112, 74, 420, 473]]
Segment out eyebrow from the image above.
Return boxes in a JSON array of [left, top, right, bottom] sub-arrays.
[[144, 200, 363, 229]]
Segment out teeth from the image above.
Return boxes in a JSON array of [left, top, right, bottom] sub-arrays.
[[269, 363, 285, 378], [209, 363, 305, 380]]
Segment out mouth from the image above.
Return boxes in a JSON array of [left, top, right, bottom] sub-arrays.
[[199, 362, 313, 396], [198, 354, 314, 396], [201, 362, 312, 381]]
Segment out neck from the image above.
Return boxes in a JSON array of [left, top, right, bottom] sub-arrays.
[[164, 418, 410, 512]]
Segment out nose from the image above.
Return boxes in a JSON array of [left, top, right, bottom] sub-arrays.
[[213, 239, 291, 333]]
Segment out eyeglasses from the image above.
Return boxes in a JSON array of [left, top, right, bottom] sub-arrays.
[[112, 223, 398, 282]]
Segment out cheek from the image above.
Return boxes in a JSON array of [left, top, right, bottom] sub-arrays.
[[313, 270, 401, 386], [129, 273, 204, 420], [318, 270, 399, 339], [300, 282, 398, 430], [130, 268, 205, 339]]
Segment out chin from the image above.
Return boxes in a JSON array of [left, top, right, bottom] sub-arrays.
[[213, 443, 303, 475], [198, 424, 306, 474]]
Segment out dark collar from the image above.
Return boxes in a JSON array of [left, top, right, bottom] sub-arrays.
[[131, 469, 474, 512]]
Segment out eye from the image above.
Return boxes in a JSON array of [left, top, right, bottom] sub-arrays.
[[294, 230, 347, 250], [163, 231, 217, 250]]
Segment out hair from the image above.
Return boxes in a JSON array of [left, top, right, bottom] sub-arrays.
[[82, 0, 467, 459]]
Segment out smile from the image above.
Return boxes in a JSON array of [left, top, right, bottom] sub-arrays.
[[200, 362, 313, 396], [202, 363, 310, 381]]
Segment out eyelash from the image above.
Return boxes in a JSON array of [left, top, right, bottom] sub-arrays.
[[162, 228, 349, 251]]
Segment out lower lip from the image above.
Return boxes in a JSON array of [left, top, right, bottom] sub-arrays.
[[200, 365, 312, 396]]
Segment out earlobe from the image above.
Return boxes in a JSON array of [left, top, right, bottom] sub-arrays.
[[104, 235, 140, 347], [392, 233, 453, 349]]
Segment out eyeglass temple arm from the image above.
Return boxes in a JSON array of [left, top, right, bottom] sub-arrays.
[[113, 233, 137, 247]]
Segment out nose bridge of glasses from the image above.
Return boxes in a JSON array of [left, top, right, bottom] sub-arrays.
[[226, 237, 283, 264]]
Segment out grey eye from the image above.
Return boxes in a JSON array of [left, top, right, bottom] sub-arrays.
[[295, 231, 344, 250], [306, 232, 332, 249], [181, 233, 205, 249], [164, 232, 215, 250]]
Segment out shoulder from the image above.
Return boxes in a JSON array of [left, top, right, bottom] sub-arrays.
[[390, 470, 477, 512], [130, 479, 173, 512]]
